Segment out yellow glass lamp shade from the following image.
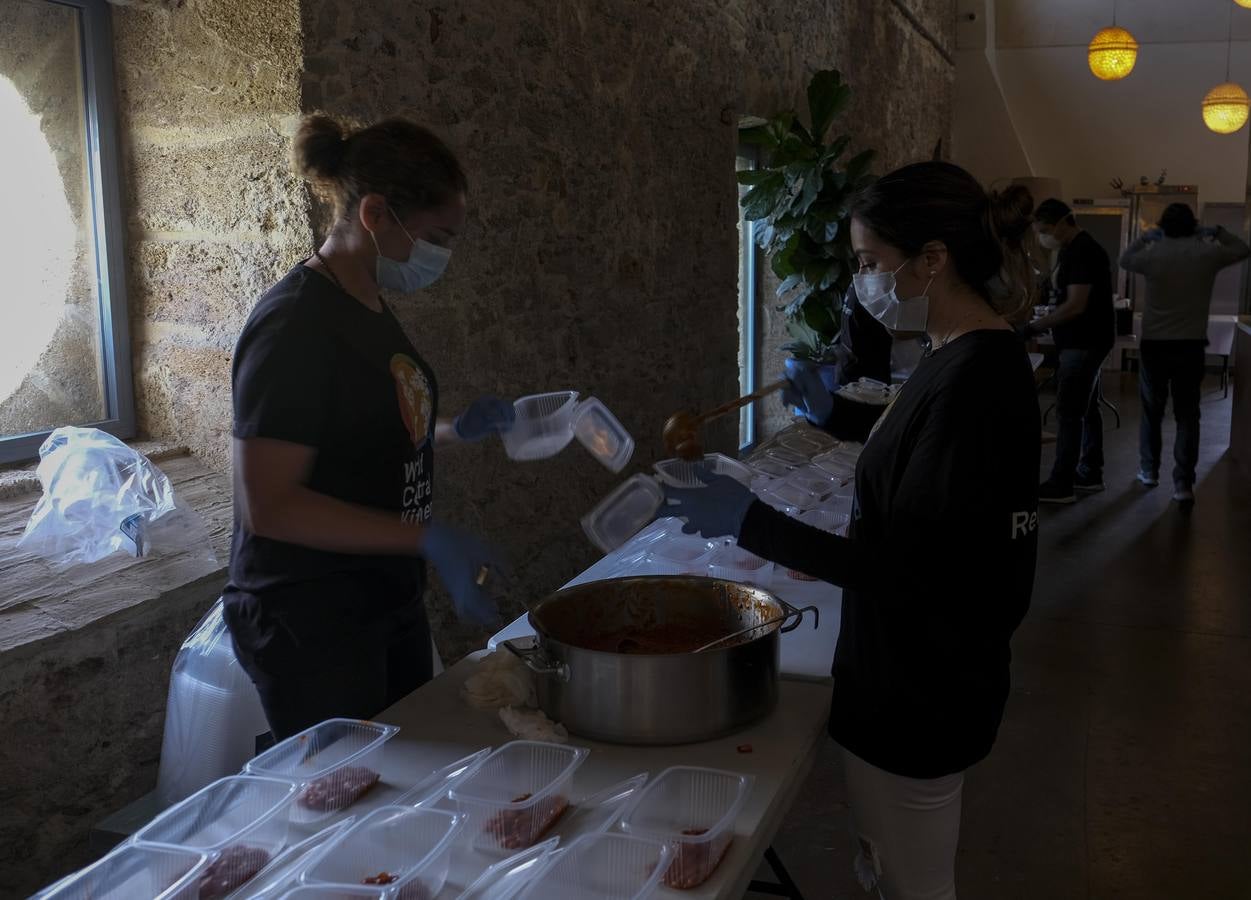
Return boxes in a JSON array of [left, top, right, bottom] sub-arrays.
[[1203, 82, 1251, 134], [1088, 26, 1139, 81]]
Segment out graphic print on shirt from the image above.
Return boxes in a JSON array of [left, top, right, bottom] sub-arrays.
[[390, 353, 434, 525]]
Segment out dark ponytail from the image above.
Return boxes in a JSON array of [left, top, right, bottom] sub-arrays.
[[850, 161, 1036, 317], [292, 113, 468, 221]]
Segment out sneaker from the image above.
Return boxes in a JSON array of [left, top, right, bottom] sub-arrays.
[[1039, 480, 1077, 504], [1173, 485, 1195, 504], [1074, 470, 1105, 493], [1137, 470, 1159, 487]]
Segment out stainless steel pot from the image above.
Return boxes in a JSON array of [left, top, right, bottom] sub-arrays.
[[503, 575, 817, 745]]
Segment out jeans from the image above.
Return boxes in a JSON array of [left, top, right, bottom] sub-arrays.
[[1139, 339, 1205, 488], [1050, 348, 1107, 487], [843, 747, 964, 900]]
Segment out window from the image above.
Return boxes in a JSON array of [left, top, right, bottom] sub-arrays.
[[736, 147, 759, 450], [0, 0, 133, 464]]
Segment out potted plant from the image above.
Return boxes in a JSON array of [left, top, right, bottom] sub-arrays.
[[738, 69, 875, 390]]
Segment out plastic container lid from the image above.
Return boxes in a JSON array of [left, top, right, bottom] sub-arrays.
[[245, 719, 398, 821], [763, 446, 808, 467], [34, 843, 208, 900], [652, 453, 754, 489], [394, 748, 491, 809], [758, 481, 817, 514], [455, 837, 560, 900], [618, 766, 754, 891], [450, 741, 589, 854], [300, 806, 463, 897], [581, 474, 664, 554], [572, 397, 635, 473], [516, 833, 671, 900], [778, 428, 835, 455], [748, 456, 792, 479], [501, 392, 581, 461], [647, 533, 716, 564], [134, 775, 296, 856], [801, 507, 851, 535]]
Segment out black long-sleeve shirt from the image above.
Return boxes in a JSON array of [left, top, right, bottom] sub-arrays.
[[740, 330, 1040, 777]]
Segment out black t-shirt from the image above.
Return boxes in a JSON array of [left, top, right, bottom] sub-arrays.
[[1053, 230, 1114, 351], [225, 264, 438, 625], [739, 330, 1040, 778]]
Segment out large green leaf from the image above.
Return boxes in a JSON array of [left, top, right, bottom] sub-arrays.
[[806, 69, 844, 143], [738, 124, 775, 147], [741, 171, 785, 220], [775, 272, 805, 299], [736, 169, 773, 186]]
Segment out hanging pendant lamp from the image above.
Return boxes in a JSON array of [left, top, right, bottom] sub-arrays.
[[1088, 0, 1138, 80], [1204, 3, 1250, 133], [1235, 1, 1251, 10]]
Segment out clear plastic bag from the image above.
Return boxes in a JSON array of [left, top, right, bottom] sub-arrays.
[[155, 599, 271, 807], [16, 426, 215, 569]]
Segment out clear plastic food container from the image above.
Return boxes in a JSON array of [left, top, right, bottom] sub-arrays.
[[572, 397, 635, 473], [758, 481, 817, 514], [245, 719, 399, 823], [133, 776, 295, 899], [275, 887, 381, 899], [763, 446, 808, 467], [801, 507, 851, 536], [232, 817, 357, 900], [747, 456, 793, 479], [300, 806, 463, 898], [449, 741, 589, 854], [555, 773, 649, 838], [581, 474, 664, 553], [34, 843, 208, 900], [516, 833, 671, 900], [394, 748, 491, 809], [652, 452, 754, 488], [778, 428, 835, 455], [786, 468, 832, 500], [454, 837, 559, 900], [646, 533, 716, 565], [502, 392, 635, 472], [619, 766, 754, 890], [706, 545, 772, 586], [812, 447, 859, 483]]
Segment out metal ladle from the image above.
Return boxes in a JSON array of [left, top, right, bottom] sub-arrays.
[[663, 379, 788, 460]]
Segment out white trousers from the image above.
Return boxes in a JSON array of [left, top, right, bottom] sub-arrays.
[[842, 748, 965, 900]]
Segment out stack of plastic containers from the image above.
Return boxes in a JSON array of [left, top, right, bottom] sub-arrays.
[[245, 719, 399, 824], [133, 775, 297, 899], [619, 766, 754, 891], [516, 833, 671, 900], [299, 806, 464, 898], [449, 741, 589, 854], [155, 599, 271, 807], [502, 392, 634, 472]]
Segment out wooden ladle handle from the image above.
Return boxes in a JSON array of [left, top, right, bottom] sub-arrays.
[[689, 379, 788, 428]]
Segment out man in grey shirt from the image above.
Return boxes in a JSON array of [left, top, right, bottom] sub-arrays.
[[1120, 203, 1250, 504]]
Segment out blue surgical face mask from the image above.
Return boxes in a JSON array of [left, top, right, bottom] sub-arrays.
[[372, 208, 452, 292], [853, 259, 933, 333]]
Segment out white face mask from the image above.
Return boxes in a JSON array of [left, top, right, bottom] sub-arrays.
[[372, 208, 452, 292], [1038, 232, 1062, 251], [853, 259, 933, 333]]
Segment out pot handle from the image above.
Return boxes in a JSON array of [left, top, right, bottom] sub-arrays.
[[502, 638, 571, 683], [778, 598, 820, 634]]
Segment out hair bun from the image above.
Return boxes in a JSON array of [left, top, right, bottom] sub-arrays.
[[293, 114, 350, 182], [987, 184, 1035, 243]]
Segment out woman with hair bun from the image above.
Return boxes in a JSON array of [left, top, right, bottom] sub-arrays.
[[223, 115, 515, 740], [663, 161, 1041, 899]]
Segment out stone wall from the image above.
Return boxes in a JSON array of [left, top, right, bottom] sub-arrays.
[[112, 0, 311, 471], [750, 0, 958, 440]]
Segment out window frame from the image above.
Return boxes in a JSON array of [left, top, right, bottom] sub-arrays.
[[737, 145, 760, 452], [1, 0, 134, 464]]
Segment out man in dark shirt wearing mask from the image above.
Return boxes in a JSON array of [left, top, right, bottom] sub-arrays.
[[1025, 199, 1115, 504]]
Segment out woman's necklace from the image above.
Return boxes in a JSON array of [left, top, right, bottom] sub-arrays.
[[311, 248, 343, 291], [926, 307, 982, 356]]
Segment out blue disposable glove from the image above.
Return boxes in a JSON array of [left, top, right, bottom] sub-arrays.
[[421, 523, 508, 627], [661, 467, 759, 540], [781, 367, 834, 427], [454, 395, 516, 442], [1143, 227, 1165, 244]]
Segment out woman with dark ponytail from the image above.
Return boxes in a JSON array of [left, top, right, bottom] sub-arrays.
[[664, 162, 1041, 898], [223, 115, 516, 739]]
